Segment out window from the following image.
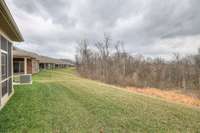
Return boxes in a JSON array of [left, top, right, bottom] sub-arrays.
[[1, 53, 7, 80]]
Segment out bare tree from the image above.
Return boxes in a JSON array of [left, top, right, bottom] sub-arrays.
[[76, 36, 200, 90]]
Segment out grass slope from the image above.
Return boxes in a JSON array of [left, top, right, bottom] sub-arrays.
[[0, 68, 200, 132]]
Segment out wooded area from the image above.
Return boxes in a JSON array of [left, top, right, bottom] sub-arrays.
[[76, 35, 200, 90]]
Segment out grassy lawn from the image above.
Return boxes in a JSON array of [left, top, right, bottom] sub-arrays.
[[0, 68, 200, 132]]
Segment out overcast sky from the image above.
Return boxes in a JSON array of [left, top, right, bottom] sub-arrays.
[[6, 0, 200, 60]]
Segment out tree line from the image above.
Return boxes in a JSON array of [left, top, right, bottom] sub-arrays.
[[76, 35, 200, 90]]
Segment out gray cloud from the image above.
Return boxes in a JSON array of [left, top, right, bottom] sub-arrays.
[[6, 0, 200, 60]]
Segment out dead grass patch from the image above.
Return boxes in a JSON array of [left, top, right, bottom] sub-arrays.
[[127, 87, 200, 107]]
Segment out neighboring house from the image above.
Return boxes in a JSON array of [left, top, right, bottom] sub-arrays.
[[13, 48, 70, 73], [60, 59, 75, 67], [13, 47, 39, 75], [54, 59, 70, 69], [0, 0, 23, 109], [38, 56, 56, 70], [55, 59, 67, 68], [38, 56, 69, 70]]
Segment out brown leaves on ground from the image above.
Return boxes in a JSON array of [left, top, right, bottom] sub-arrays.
[[127, 87, 200, 108], [99, 128, 104, 133]]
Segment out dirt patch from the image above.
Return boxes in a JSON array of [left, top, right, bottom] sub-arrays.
[[127, 87, 200, 107]]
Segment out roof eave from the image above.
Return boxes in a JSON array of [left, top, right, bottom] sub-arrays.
[[0, 0, 24, 42]]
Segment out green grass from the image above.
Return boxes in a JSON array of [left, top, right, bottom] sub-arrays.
[[0, 68, 200, 132]]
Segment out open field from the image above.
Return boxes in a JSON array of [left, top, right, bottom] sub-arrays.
[[0, 68, 200, 132]]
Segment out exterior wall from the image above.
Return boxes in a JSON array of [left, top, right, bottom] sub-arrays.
[[27, 59, 32, 74], [32, 59, 39, 74], [0, 34, 14, 109], [44, 63, 48, 69]]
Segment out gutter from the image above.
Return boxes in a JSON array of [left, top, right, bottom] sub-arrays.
[[0, 0, 24, 42]]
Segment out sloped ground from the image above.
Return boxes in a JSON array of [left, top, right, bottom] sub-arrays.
[[127, 87, 200, 107], [0, 68, 200, 132]]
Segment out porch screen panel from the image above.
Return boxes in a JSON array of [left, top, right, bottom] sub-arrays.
[[1, 36, 13, 97], [14, 61, 24, 73], [1, 53, 7, 80], [2, 80, 7, 97], [8, 42, 12, 94], [8, 42, 12, 77], [0, 36, 8, 51], [8, 78, 12, 94], [14, 58, 25, 74]]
